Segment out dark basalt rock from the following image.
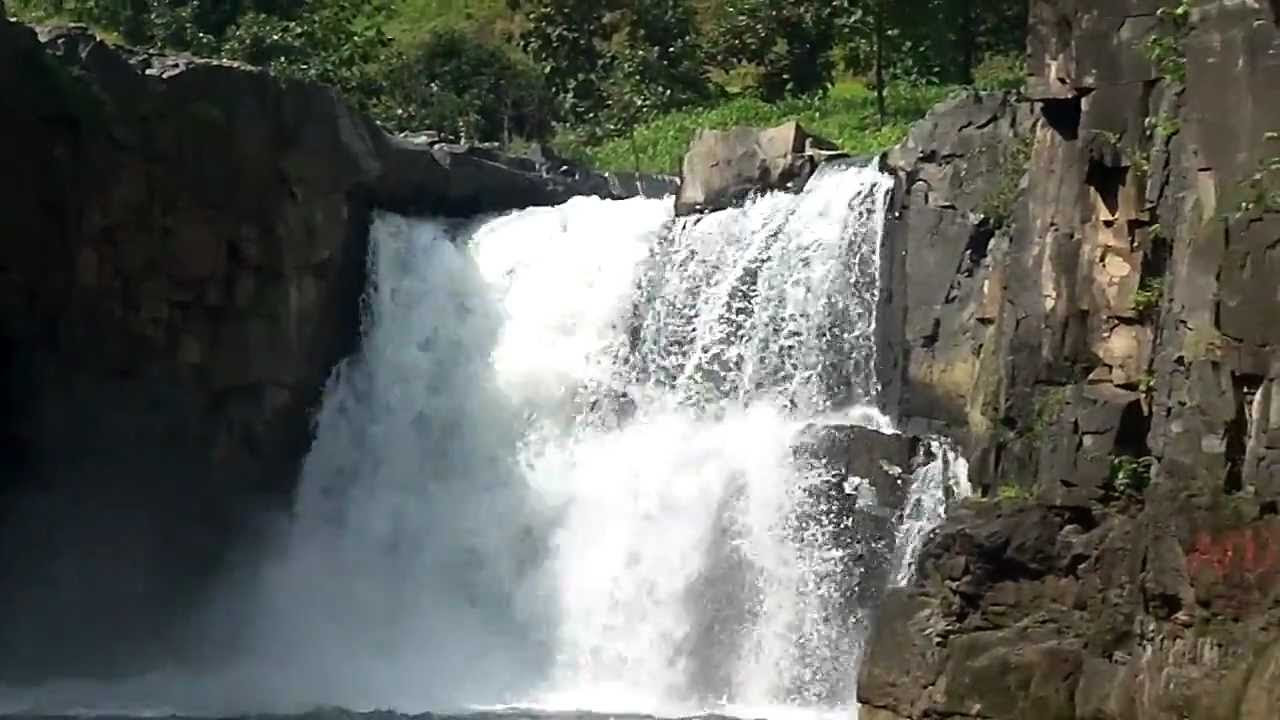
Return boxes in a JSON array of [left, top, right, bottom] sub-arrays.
[[860, 1, 1280, 718]]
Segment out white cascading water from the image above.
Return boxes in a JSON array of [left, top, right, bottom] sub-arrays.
[[889, 439, 973, 587], [0, 162, 969, 718]]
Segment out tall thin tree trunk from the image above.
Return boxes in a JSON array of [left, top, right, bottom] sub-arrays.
[[874, 0, 886, 127]]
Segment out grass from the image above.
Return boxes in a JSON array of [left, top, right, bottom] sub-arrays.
[[569, 80, 956, 175], [382, 0, 515, 43]]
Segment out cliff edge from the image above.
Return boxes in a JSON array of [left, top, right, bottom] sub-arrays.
[[861, 1, 1280, 718]]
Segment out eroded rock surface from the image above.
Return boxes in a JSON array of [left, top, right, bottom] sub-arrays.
[[862, 1, 1280, 718]]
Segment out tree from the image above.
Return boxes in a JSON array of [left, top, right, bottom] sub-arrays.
[[374, 28, 553, 141], [706, 0, 850, 101], [518, 0, 612, 126]]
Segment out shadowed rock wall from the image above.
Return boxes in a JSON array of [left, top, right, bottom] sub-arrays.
[[0, 16, 670, 682], [862, 1, 1280, 718]]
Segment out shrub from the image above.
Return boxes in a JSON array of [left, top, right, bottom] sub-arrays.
[[972, 52, 1026, 93], [996, 484, 1034, 502], [373, 28, 553, 141], [1110, 455, 1155, 496], [1133, 277, 1165, 317]]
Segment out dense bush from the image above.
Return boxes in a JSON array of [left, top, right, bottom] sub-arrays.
[[704, 0, 847, 101], [373, 28, 554, 140], [971, 51, 1026, 92]]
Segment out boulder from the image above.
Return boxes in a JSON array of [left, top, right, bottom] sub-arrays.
[[675, 120, 839, 215]]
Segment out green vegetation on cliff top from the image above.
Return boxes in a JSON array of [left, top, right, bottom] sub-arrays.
[[10, 0, 1026, 171], [568, 81, 954, 174]]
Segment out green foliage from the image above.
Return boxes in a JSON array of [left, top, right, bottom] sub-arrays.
[[1028, 386, 1067, 439], [13, 0, 1030, 162], [705, 0, 848, 101], [878, 0, 1027, 85], [996, 483, 1034, 502], [600, 0, 712, 135], [1145, 111, 1182, 140], [971, 51, 1025, 93], [1133, 276, 1165, 317], [1137, 372, 1156, 395], [1232, 131, 1280, 215], [372, 28, 552, 139], [14, 0, 394, 113], [1143, 0, 1191, 84], [1109, 455, 1155, 497], [518, 0, 611, 125], [571, 80, 952, 174], [382, 0, 513, 43], [979, 133, 1033, 228], [221, 0, 394, 105]]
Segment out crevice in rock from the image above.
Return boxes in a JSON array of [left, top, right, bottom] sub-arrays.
[[1261, 501, 1279, 518], [962, 222, 996, 277], [1224, 373, 1263, 495], [1114, 399, 1152, 459], [1040, 93, 1087, 141], [921, 318, 941, 349], [1086, 158, 1128, 217], [1139, 218, 1171, 279]]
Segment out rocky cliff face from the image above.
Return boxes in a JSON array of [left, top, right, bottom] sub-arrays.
[[0, 15, 670, 683], [861, 1, 1280, 718]]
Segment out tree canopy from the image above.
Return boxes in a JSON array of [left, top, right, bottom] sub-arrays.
[[11, 0, 1029, 146]]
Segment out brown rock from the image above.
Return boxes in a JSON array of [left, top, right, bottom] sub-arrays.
[[675, 120, 839, 215]]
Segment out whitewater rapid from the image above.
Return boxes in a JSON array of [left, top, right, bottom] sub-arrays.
[[0, 162, 970, 719]]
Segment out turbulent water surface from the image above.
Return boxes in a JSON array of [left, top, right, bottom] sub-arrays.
[[1, 163, 969, 720]]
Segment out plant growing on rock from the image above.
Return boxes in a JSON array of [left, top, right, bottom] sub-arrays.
[[1133, 277, 1165, 318], [1143, 0, 1191, 84], [1109, 455, 1155, 497], [971, 51, 1025, 93], [996, 483, 1034, 502], [979, 133, 1033, 228], [1137, 371, 1156, 395], [1233, 132, 1280, 215], [1145, 111, 1182, 140], [1023, 385, 1068, 442]]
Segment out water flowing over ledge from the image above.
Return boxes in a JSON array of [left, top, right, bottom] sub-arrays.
[[0, 162, 969, 720]]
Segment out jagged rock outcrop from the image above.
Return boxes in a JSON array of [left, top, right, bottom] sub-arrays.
[[862, 1, 1280, 719], [676, 120, 840, 215], [0, 16, 668, 682]]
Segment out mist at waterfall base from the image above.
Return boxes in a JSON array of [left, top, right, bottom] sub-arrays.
[[0, 162, 970, 718]]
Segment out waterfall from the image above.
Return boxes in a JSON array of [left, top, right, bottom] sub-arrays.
[[889, 438, 973, 587], [0, 162, 968, 718]]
